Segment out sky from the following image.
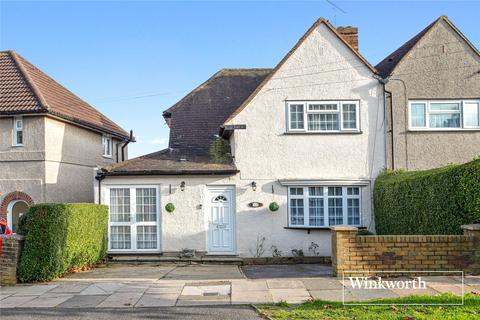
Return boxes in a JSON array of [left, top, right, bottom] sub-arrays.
[[1, 0, 479, 158]]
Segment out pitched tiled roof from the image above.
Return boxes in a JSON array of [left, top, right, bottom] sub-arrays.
[[0, 51, 129, 139], [375, 16, 480, 78], [103, 68, 270, 175], [224, 18, 378, 124], [164, 68, 271, 156], [102, 148, 238, 176]]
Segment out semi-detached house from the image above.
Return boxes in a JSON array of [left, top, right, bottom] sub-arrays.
[[98, 18, 386, 257]]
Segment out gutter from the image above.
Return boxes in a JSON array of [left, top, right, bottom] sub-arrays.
[[95, 170, 106, 204], [121, 130, 135, 161], [102, 169, 239, 177]]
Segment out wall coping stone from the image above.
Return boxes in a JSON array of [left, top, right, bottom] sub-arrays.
[[330, 225, 358, 231], [461, 224, 480, 231], [0, 234, 24, 240]]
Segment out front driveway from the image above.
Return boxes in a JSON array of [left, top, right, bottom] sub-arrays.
[[1, 264, 478, 309]]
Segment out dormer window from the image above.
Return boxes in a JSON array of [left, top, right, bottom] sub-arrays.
[[287, 101, 359, 133], [13, 117, 23, 146], [102, 135, 113, 158]]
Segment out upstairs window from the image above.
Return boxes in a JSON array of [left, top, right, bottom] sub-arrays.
[[13, 117, 23, 146], [409, 100, 480, 130], [287, 101, 359, 132], [102, 135, 113, 158], [288, 186, 361, 228]]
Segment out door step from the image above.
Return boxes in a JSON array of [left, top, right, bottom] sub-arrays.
[[108, 254, 244, 265]]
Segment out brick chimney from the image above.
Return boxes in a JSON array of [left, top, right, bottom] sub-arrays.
[[336, 26, 358, 51]]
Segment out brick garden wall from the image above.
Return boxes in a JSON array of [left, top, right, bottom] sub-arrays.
[[0, 235, 24, 285], [331, 225, 480, 277]]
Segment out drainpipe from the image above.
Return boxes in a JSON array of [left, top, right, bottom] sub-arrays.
[[95, 171, 106, 205], [121, 130, 134, 162]]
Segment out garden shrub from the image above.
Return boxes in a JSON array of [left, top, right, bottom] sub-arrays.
[[17, 203, 108, 282], [374, 159, 480, 235]]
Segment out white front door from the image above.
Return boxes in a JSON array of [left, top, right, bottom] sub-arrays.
[[207, 187, 235, 254], [107, 186, 160, 252]]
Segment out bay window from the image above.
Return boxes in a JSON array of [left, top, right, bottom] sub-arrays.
[[288, 186, 361, 227], [409, 100, 480, 130], [288, 101, 359, 132]]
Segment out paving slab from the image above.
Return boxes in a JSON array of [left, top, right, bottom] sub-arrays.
[[163, 265, 243, 280], [231, 280, 268, 292], [96, 292, 144, 308], [309, 289, 355, 302], [61, 264, 176, 282], [242, 264, 332, 279], [390, 286, 439, 297], [181, 284, 230, 296], [302, 278, 343, 290], [269, 288, 311, 304], [0, 293, 13, 301], [427, 283, 464, 295], [176, 295, 231, 306], [21, 294, 74, 308], [135, 293, 179, 307], [0, 295, 38, 308], [347, 288, 400, 301], [9, 284, 57, 296], [231, 290, 273, 304], [267, 279, 306, 289], [146, 284, 183, 294], [57, 294, 109, 308], [79, 284, 109, 295], [49, 283, 89, 294]]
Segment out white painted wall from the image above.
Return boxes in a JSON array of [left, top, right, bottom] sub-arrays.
[[100, 22, 385, 258]]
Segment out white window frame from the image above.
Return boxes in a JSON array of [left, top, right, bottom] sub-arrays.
[[102, 135, 113, 158], [287, 100, 360, 133], [287, 186, 362, 228], [106, 185, 161, 253], [408, 99, 480, 131], [12, 117, 24, 146]]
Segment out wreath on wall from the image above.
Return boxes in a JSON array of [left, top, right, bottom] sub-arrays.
[[269, 202, 279, 212], [165, 203, 175, 213]]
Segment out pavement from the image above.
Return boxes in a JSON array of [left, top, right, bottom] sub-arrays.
[[0, 264, 479, 310]]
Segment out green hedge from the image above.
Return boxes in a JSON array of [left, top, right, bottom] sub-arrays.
[[374, 159, 480, 235], [18, 203, 108, 282]]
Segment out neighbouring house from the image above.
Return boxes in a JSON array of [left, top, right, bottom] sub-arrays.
[[97, 18, 385, 257], [0, 50, 132, 232], [376, 16, 480, 170]]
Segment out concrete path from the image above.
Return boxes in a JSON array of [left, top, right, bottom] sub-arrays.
[[1, 264, 479, 309]]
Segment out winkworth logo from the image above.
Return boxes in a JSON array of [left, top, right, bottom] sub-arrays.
[[343, 271, 464, 306], [349, 276, 426, 290]]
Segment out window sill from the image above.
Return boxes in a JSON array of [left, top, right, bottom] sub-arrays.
[[11, 144, 24, 148], [284, 226, 364, 233], [102, 155, 113, 159], [284, 131, 362, 135], [408, 129, 480, 133]]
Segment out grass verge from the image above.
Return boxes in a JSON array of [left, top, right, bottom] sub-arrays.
[[257, 293, 480, 320]]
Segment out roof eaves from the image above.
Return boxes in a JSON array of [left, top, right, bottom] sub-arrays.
[[102, 169, 239, 176], [223, 18, 378, 124], [47, 111, 131, 140], [9, 50, 50, 111]]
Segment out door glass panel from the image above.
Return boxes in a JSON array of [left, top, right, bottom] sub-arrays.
[[137, 226, 157, 249], [136, 188, 156, 222], [110, 226, 131, 249], [110, 188, 130, 222]]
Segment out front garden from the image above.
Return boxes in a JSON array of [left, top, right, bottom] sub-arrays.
[[257, 293, 480, 320]]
